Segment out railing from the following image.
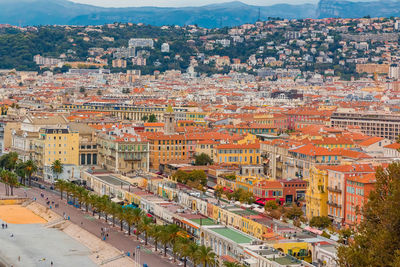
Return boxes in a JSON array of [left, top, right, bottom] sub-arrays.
[[327, 201, 342, 208], [327, 186, 342, 193]]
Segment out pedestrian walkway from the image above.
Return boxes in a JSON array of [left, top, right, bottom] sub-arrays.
[[10, 186, 177, 267]]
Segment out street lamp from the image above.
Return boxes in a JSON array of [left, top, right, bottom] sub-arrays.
[[135, 245, 140, 267]]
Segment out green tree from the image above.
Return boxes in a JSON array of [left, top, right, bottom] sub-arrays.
[[15, 161, 27, 185], [167, 224, 181, 262], [159, 225, 171, 257], [149, 224, 163, 252], [23, 159, 37, 186], [309, 216, 332, 229], [55, 179, 67, 200], [139, 215, 153, 245], [187, 242, 200, 266], [79, 86, 85, 93], [196, 245, 217, 267], [51, 160, 63, 180], [265, 200, 278, 211], [223, 262, 245, 267], [148, 114, 157, 122], [337, 163, 400, 266], [124, 207, 135, 236], [108, 202, 120, 227], [194, 153, 213, 166], [174, 237, 192, 267], [285, 204, 304, 220], [141, 115, 149, 122], [97, 89, 102, 96]]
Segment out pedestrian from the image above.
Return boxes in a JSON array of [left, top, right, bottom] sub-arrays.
[[10, 233, 13, 237], [51, 261, 53, 266], [2, 223, 4, 229], [6, 224, 8, 229], [18, 256, 20, 262]]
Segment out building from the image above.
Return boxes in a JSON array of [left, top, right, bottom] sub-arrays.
[[331, 111, 400, 140], [161, 43, 170, 53], [345, 173, 376, 228], [69, 122, 98, 167], [33, 128, 79, 182], [11, 115, 69, 161], [128, 38, 154, 48], [112, 59, 127, 68], [216, 143, 261, 166], [97, 130, 149, 175], [306, 166, 328, 220], [325, 164, 375, 227]]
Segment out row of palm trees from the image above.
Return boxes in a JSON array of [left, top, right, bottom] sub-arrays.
[[54, 180, 242, 267], [0, 169, 19, 196]]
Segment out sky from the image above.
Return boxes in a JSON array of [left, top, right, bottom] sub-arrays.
[[69, 0, 319, 8]]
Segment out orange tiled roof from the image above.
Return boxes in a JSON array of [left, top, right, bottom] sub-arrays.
[[289, 143, 338, 156], [358, 137, 384, 147]]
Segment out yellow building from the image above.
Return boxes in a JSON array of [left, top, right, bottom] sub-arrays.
[[216, 142, 261, 165], [305, 166, 328, 220], [195, 140, 219, 161], [34, 128, 79, 181], [274, 242, 312, 263]]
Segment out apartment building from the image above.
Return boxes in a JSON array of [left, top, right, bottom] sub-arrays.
[[97, 131, 149, 175], [33, 128, 79, 182], [331, 111, 400, 140], [11, 115, 69, 161]]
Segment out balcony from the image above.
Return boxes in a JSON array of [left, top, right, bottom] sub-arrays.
[[327, 186, 342, 193], [327, 201, 342, 208]]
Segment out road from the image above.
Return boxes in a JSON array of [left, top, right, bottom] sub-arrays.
[[3, 185, 180, 267]]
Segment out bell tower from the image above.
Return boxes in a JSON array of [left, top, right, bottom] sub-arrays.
[[164, 104, 176, 135]]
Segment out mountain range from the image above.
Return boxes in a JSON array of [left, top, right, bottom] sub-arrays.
[[1, 0, 400, 28]]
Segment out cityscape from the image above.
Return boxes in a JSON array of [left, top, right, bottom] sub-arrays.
[[0, 1, 400, 267]]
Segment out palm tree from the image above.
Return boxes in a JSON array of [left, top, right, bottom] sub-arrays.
[[167, 224, 181, 262], [95, 195, 108, 220], [149, 224, 163, 252], [24, 159, 37, 186], [0, 169, 10, 196], [196, 245, 217, 267], [132, 208, 144, 227], [15, 162, 26, 185], [139, 215, 153, 245], [223, 261, 245, 267], [159, 225, 171, 257], [89, 194, 98, 216], [65, 182, 76, 203], [116, 204, 125, 231], [108, 202, 119, 227], [81, 190, 90, 212], [5, 152, 19, 171], [7, 172, 18, 196], [124, 207, 135, 235], [187, 242, 200, 266], [100, 197, 110, 222], [75, 186, 86, 208], [55, 179, 67, 200], [51, 160, 63, 180], [174, 237, 192, 267]]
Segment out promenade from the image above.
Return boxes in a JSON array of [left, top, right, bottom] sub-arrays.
[[2, 185, 178, 267]]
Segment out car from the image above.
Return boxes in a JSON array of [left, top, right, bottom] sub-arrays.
[[39, 184, 46, 189]]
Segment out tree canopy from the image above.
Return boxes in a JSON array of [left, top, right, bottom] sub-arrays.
[[337, 163, 400, 266], [194, 153, 213, 166]]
